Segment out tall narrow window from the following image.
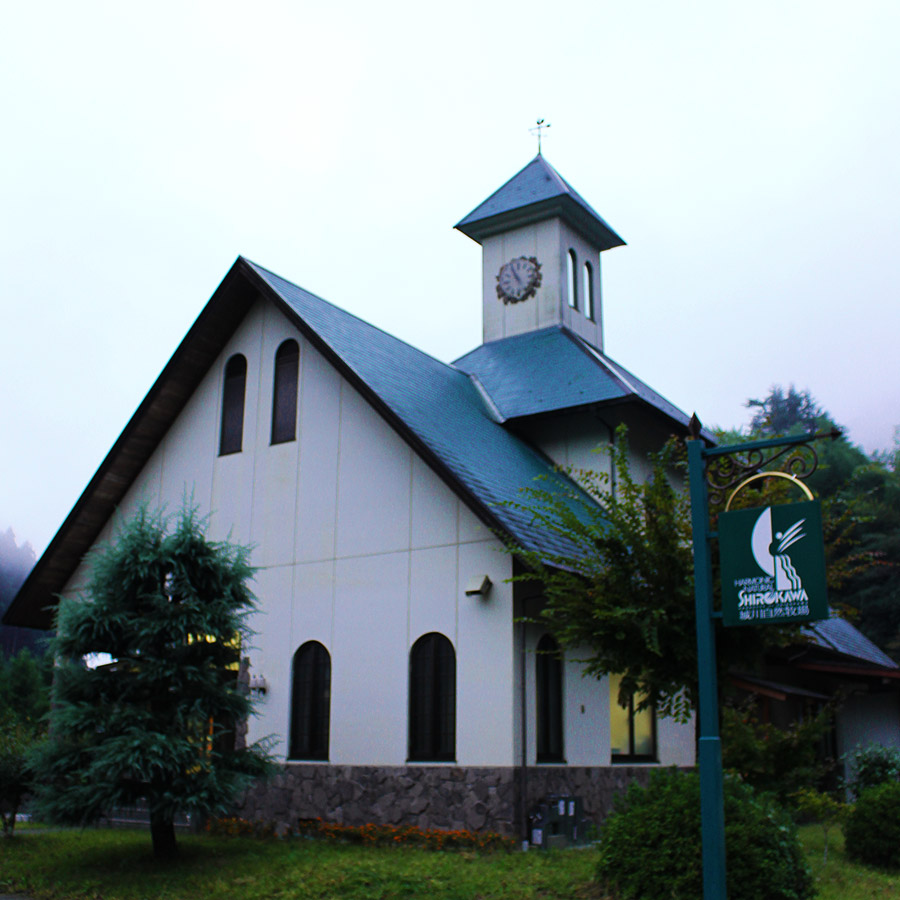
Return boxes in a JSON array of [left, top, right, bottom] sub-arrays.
[[610, 673, 656, 762], [219, 354, 247, 455], [567, 249, 578, 309], [271, 339, 299, 444], [583, 262, 595, 321], [408, 632, 455, 761], [536, 634, 564, 762], [289, 641, 331, 760]]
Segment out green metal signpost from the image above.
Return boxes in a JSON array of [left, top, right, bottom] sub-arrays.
[[686, 421, 836, 900]]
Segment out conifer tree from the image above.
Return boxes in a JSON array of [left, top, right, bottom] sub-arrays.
[[31, 507, 272, 858]]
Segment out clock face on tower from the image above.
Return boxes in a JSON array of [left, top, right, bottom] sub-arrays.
[[496, 256, 542, 305]]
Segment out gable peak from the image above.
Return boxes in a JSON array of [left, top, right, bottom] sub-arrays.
[[454, 155, 624, 251]]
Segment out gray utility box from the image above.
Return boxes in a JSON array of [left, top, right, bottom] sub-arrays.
[[529, 795, 585, 849]]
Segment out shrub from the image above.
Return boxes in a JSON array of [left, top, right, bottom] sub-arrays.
[[722, 703, 833, 805], [596, 768, 814, 900], [845, 743, 900, 799], [844, 781, 900, 868], [791, 787, 847, 864]]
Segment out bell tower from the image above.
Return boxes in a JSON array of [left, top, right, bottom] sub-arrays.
[[455, 155, 624, 352]]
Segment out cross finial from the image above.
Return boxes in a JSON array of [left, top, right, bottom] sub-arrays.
[[529, 118, 551, 154]]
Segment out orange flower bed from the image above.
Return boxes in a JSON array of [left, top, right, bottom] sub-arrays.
[[207, 815, 515, 851]]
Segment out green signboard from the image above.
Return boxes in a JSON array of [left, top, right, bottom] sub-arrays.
[[719, 500, 829, 627]]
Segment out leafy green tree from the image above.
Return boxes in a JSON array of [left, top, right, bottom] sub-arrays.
[[0, 721, 38, 837], [745, 384, 824, 437], [721, 703, 834, 804], [31, 507, 273, 859], [736, 385, 900, 654], [0, 647, 52, 727], [506, 429, 796, 720], [833, 457, 900, 654], [0, 649, 51, 837]]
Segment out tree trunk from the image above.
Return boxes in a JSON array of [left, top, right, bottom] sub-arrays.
[[150, 814, 178, 859]]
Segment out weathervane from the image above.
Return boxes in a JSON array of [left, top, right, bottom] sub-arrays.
[[529, 118, 551, 154]]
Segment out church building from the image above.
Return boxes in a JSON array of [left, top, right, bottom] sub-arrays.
[[7, 155, 706, 837]]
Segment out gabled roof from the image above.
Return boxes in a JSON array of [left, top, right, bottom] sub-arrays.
[[454, 325, 714, 439], [246, 261, 586, 558], [454, 155, 626, 251], [5, 258, 589, 630], [804, 616, 898, 671]]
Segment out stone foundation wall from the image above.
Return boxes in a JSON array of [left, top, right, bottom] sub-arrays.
[[233, 763, 660, 837]]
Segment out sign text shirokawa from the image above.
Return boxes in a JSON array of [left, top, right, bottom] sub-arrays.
[[719, 499, 829, 627]]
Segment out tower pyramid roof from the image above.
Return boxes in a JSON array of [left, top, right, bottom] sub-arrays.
[[455, 154, 625, 251]]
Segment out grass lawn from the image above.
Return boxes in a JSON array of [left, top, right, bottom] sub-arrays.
[[2, 824, 900, 899], [799, 823, 900, 900], [0, 828, 601, 900]]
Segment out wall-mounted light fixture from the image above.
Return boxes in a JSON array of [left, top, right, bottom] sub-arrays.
[[249, 673, 268, 698], [465, 575, 493, 598]]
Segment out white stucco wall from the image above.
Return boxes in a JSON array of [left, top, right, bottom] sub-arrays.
[[58, 295, 695, 774], [517, 625, 695, 767], [481, 219, 604, 350], [61, 299, 516, 767], [837, 691, 900, 784], [520, 405, 684, 487]]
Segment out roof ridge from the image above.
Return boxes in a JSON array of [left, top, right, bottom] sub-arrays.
[[562, 328, 635, 395], [466, 372, 506, 423], [244, 259, 465, 378], [453, 155, 543, 228]]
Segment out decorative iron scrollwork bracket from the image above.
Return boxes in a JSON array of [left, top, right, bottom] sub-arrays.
[[687, 414, 841, 508]]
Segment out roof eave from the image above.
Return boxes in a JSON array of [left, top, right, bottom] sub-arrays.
[[794, 660, 900, 680], [3, 259, 261, 630], [455, 195, 625, 251], [505, 393, 715, 443]]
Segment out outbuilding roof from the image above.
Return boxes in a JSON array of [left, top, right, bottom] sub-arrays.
[[804, 616, 898, 671]]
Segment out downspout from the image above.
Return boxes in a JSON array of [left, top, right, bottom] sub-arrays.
[[519, 617, 529, 847]]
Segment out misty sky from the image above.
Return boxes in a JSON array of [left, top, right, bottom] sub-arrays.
[[2, 1, 898, 555]]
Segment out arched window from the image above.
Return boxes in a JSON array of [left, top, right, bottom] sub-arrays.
[[610, 673, 656, 762], [567, 249, 578, 309], [536, 634, 564, 762], [289, 641, 331, 760], [583, 262, 595, 321], [219, 354, 247, 455], [271, 339, 299, 445], [408, 632, 455, 761]]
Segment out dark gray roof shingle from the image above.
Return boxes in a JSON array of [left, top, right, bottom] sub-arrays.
[[454, 155, 625, 251], [804, 616, 898, 670], [454, 325, 707, 435]]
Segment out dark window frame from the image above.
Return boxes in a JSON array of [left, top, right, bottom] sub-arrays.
[[408, 632, 456, 762], [583, 261, 595, 321], [567, 249, 578, 310], [610, 676, 657, 763], [536, 634, 565, 763], [270, 339, 299, 445], [219, 354, 247, 456], [289, 640, 331, 761]]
